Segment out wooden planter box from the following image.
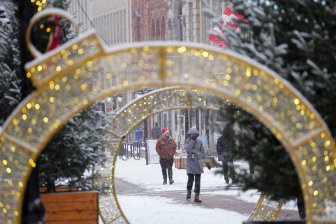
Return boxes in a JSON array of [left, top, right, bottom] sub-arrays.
[[174, 157, 187, 169], [41, 191, 99, 224]]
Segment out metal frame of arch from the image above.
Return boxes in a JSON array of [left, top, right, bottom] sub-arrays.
[[0, 30, 335, 223], [97, 86, 282, 223]]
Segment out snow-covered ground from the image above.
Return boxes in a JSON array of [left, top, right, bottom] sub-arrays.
[[113, 158, 297, 224], [119, 195, 247, 224]]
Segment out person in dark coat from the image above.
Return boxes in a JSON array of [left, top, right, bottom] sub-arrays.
[[216, 127, 236, 184], [184, 127, 205, 203], [155, 128, 177, 184], [151, 122, 161, 139]]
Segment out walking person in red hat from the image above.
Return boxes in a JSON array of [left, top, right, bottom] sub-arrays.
[[155, 128, 177, 185]]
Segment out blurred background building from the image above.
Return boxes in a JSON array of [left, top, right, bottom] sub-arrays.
[[67, 0, 231, 152]]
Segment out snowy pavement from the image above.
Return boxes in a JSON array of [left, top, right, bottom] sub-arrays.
[[112, 158, 299, 224]]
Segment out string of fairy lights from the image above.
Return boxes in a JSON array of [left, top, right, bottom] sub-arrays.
[[13, 2, 336, 223], [30, 0, 47, 12]]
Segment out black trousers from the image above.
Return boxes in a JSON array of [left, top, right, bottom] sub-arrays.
[[187, 174, 201, 193], [160, 158, 174, 180], [222, 159, 236, 182]]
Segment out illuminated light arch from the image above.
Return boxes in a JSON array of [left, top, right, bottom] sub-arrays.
[[98, 86, 282, 223], [0, 30, 335, 223]]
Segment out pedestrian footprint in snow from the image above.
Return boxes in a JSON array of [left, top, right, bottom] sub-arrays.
[[155, 128, 176, 185]]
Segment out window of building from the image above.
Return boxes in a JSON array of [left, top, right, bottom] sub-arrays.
[[161, 17, 165, 40], [151, 20, 155, 40], [196, 0, 201, 42], [188, 2, 193, 41], [156, 19, 160, 40]]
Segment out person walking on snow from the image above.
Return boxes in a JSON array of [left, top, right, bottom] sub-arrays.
[[156, 128, 176, 185], [151, 122, 161, 139], [184, 127, 206, 203], [216, 126, 237, 184]]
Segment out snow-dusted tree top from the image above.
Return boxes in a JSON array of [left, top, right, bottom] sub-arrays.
[[202, 0, 336, 220], [0, 0, 21, 126]]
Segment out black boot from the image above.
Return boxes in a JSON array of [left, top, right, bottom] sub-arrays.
[[194, 193, 202, 203], [186, 190, 191, 201], [224, 177, 229, 184], [169, 178, 174, 185], [163, 178, 167, 185]]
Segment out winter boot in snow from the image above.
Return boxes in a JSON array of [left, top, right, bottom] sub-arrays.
[[224, 177, 229, 184], [163, 178, 167, 185], [194, 193, 202, 203], [186, 190, 192, 201], [169, 178, 174, 185]]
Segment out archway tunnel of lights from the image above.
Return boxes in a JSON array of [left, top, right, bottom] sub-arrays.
[[98, 86, 282, 223], [0, 30, 335, 224]]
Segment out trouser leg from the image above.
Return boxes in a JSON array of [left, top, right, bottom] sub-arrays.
[[222, 161, 229, 183], [194, 174, 201, 193], [160, 159, 167, 182], [167, 158, 173, 180], [187, 174, 194, 191], [228, 159, 236, 182], [248, 161, 254, 175]]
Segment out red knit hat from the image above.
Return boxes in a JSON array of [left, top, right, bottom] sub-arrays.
[[161, 128, 169, 135]]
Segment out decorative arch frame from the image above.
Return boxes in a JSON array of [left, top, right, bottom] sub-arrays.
[[97, 86, 282, 223], [0, 30, 335, 223]]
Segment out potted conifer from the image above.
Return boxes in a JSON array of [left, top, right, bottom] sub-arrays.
[[39, 106, 109, 223]]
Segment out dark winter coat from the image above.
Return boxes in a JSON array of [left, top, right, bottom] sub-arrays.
[[151, 126, 161, 139], [184, 138, 205, 174], [216, 135, 235, 162], [155, 137, 176, 159]]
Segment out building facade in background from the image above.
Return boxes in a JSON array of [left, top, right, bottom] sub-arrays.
[[166, 0, 229, 150], [67, 0, 227, 151], [131, 0, 148, 41], [68, 0, 92, 32], [91, 0, 132, 45], [69, 0, 133, 116], [168, 0, 226, 43], [131, 0, 167, 42], [148, 0, 167, 40], [69, 0, 132, 45]]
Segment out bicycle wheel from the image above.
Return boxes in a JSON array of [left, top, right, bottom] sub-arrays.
[[121, 143, 129, 161], [133, 143, 141, 160]]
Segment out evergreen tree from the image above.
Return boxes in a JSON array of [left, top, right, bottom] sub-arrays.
[[216, 101, 302, 202], [0, 0, 22, 125], [212, 0, 336, 135], [39, 108, 109, 192], [206, 0, 336, 217]]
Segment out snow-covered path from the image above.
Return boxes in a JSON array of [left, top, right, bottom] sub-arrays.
[[111, 158, 299, 224]]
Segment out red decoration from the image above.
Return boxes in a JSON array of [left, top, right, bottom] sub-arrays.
[[209, 7, 244, 48], [46, 15, 62, 52]]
